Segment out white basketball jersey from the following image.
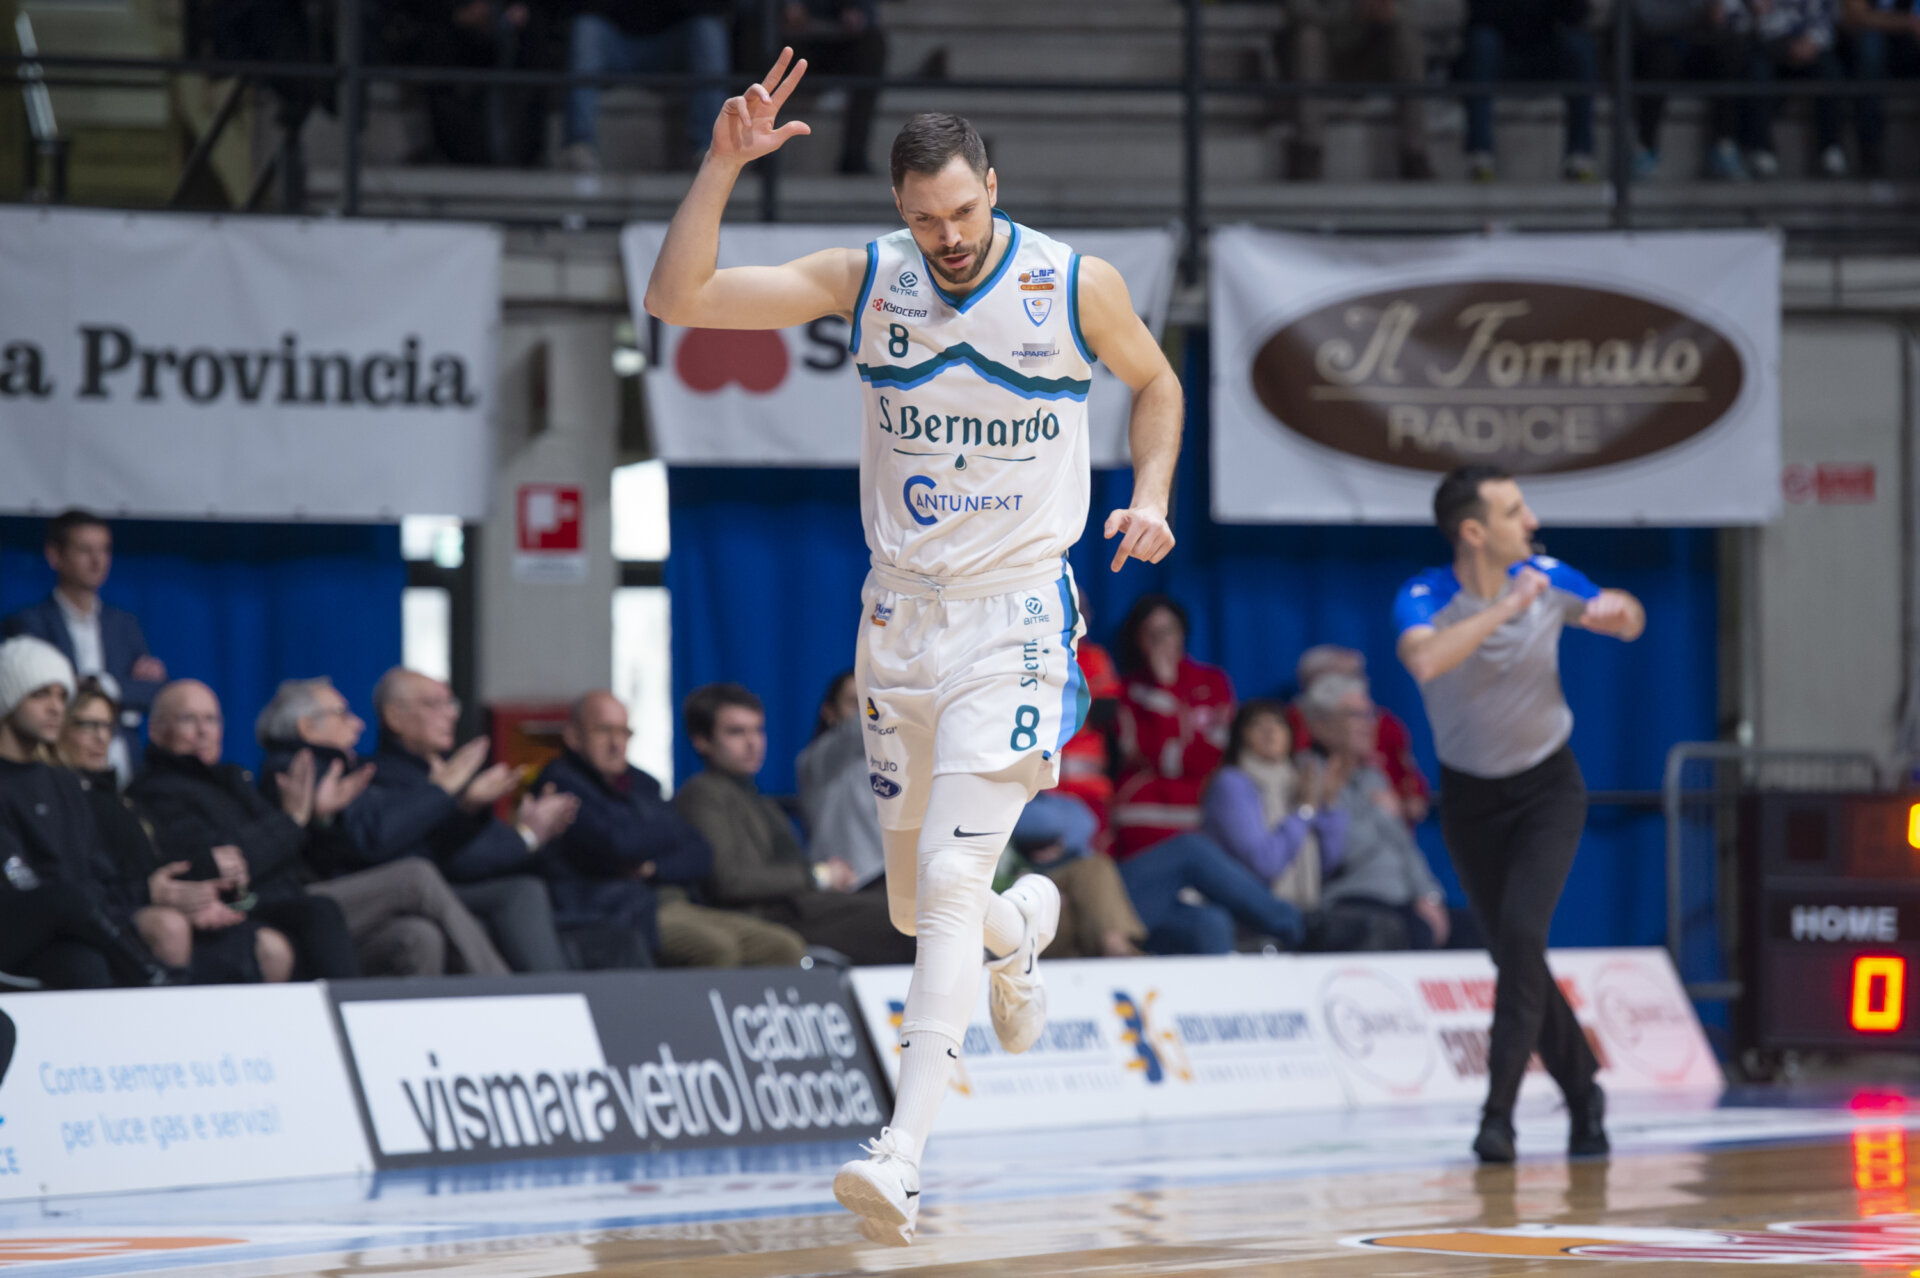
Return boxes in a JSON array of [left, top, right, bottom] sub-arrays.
[[852, 212, 1094, 579]]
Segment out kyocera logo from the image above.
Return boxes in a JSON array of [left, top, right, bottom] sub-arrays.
[[1250, 280, 1746, 473]]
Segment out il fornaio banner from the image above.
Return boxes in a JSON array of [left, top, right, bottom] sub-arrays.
[[621, 221, 1179, 467], [1211, 228, 1782, 525], [0, 208, 499, 520]]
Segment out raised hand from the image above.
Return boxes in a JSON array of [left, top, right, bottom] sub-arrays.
[[710, 47, 812, 166], [1504, 566, 1550, 614], [274, 750, 316, 827], [461, 761, 523, 812], [430, 736, 491, 798], [517, 783, 580, 849], [314, 760, 376, 821]]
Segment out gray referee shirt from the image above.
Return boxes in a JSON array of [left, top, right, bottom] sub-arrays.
[[1392, 555, 1601, 780]]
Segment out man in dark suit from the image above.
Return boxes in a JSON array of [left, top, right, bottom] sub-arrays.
[[3, 510, 166, 777]]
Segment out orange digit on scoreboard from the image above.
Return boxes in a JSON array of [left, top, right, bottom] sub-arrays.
[[1850, 956, 1906, 1033]]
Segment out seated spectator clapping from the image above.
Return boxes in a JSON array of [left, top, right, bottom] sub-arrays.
[[256, 677, 510, 978], [364, 668, 576, 971], [539, 690, 804, 967], [128, 681, 361, 979]]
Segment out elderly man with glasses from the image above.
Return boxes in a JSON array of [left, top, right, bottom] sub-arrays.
[[360, 667, 578, 972]]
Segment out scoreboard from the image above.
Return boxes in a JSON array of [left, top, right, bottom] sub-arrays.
[[1741, 792, 1920, 1050]]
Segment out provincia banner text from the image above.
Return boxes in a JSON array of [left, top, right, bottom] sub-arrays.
[[0, 208, 500, 521], [1210, 228, 1782, 525]]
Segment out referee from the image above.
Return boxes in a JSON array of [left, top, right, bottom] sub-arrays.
[[1393, 465, 1644, 1163]]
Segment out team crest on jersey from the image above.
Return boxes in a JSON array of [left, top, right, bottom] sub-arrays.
[[1019, 267, 1056, 291], [1023, 297, 1054, 326]]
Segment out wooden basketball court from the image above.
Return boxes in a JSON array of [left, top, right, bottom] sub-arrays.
[[6, 1091, 1920, 1275]]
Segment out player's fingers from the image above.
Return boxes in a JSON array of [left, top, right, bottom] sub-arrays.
[[774, 120, 812, 142], [1114, 522, 1147, 566], [760, 46, 793, 91], [1103, 509, 1126, 539], [770, 56, 808, 109]]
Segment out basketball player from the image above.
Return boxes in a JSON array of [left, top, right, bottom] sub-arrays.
[[644, 52, 1181, 1244], [1393, 465, 1644, 1164]]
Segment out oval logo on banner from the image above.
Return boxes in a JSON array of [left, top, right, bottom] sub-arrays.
[[1250, 281, 1745, 474], [1318, 967, 1436, 1095]]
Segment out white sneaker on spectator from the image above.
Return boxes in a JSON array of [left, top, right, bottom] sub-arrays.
[[1562, 152, 1598, 182], [987, 873, 1060, 1055], [834, 1127, 920, 1247], [560, 142, 601, 173], [1466, 151, 1495, 182], [1819, 144, 1849, 178], [1747, 149, 1779, 180]]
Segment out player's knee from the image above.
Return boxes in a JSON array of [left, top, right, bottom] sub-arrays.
[[914, 847, 988, 933]]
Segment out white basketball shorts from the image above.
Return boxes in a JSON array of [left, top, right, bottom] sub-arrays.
[[855, 558, 1090, 833]]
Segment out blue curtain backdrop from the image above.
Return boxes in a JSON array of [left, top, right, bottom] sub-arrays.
[[666, 334, 1717, 948], [0, 517, 404, 774]]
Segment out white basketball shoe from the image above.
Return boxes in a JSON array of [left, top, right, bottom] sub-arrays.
[[986, 873, 1061, 1054], [834, 1126, 921, 1247]]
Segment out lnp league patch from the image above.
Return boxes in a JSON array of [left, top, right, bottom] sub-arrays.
[[1023, 296, 1053, 326]]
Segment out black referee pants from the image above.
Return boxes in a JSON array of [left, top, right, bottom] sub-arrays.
[[1440, 745, 1598, 1121]]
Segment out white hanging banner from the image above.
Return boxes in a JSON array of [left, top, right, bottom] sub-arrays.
[[0, 208, 500, 521], [622, 220, 1179, 467], [1211, 227, 1782, 525]]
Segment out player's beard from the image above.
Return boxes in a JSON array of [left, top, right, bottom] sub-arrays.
[[927, 224, 996, 287]]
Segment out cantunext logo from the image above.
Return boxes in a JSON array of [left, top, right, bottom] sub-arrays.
[[902, 476, 1025, 527]]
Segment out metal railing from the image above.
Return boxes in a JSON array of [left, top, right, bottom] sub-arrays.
[[11, 0, 1920, 271]]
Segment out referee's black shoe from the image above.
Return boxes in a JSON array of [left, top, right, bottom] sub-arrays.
[[1568, 1085, 1610, 1158], [1473, 1114, 1516, 1164]]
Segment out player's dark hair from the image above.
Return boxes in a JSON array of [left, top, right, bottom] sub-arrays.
[[684, 682, 764, 744], [1433, 465, 1513, 545], [1223, 698, 1292, 769], [812, 669, 856, 739], [1115, 593, 1190, 677], [45, 508, 108, 552], [890, 113, 988, 189]]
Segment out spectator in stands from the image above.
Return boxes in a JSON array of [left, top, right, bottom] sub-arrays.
[[562, 0, 732, 171], [1459, 0, 1597, 181], [0, 639, 171, 989], [59, 679, 290, 984], [1632, 0, 1749, 180], [383, 0, 550, 167], [367, 668, 576, 971], [1738, 0, 1848, 176], [1111, 594, 1234, 860], [255, 677, 510, 977], [1009, 792, 1147, 958], [1205, 699, 1348, 910], [796, 670, 883, 893], [5, 510, 166, 782], [540, 690, 804, 967], [128, 681, 360, 979], [771, 0, 886, 174], [1299, 674, 1466, 950], [1842, 0, 1919, 177], [675, 682, 914, 964], [1282, 0, 1435, 179], [1287, 645, 1431, 824]]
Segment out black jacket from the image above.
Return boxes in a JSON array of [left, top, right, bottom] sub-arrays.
[[1468, 0, 1588, 41], [0, 757, 121, 914], [359, 732, 534, 884], [127, 746, 309, 901], [535, 750, 712, 953], [257, 737, 463, 881]]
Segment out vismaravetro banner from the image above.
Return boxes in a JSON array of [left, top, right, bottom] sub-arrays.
[[621, 221, 1179, 468], [1211, 227, 1782, 525], [331, 970, 885, 1166], [0, 207, 499, 521]]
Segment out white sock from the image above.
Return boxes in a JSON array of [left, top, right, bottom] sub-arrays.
[[889, 1030, 960, 1164], [983, 891, 1024, 959]]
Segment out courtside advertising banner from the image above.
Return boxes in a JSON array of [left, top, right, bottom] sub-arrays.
[[1304, 948, 1722, 1108], [1211, 228, 1782, 525], [0, 207, 499, 520], [848, 956, 1347, 1134], [621, 222, 1179, 467], [0, 986, 371, 1200], [331, 970, 886, 1168]]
